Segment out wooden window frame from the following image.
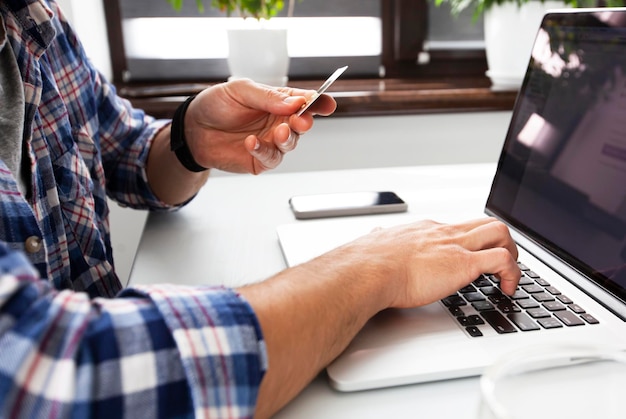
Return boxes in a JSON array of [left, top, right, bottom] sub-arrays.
[[103, 0, 517, 118]]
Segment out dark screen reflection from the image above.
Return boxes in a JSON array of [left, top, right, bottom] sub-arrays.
[[487, 11, 626, 302]]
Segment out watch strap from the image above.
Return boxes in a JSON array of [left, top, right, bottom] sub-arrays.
[[170, 93, 208, 172]]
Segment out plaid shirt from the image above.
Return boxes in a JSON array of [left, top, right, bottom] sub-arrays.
[[0, 0, 266, 417]]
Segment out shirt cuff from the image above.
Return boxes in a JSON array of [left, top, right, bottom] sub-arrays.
[[123, 284, 267, 417]]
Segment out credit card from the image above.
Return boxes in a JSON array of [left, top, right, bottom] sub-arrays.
[[296, 65, 348, 116]]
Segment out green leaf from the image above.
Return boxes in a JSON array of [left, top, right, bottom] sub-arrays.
[[169, 0, 288, 19]]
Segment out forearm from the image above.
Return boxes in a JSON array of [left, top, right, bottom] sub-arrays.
[[238, 218, 522, 418], [146, 124, 210, 205], [238, 246, 393, 419], [0, 242, 266, 418]]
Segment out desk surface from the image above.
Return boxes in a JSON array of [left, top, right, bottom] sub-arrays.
[[130, 163, 497, 418]]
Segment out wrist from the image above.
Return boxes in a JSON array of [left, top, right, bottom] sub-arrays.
[[170, 94, 208, 173], [308, 246, 394, 315]]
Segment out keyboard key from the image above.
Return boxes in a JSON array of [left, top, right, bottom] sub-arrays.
[[535, 278, 550, 286], [498, 303, 521, 313], [568, 304, 585, 314], [487, 274, 500, 284], [554, 311, 585, 326], [481, 310, 517, 334], [472, 301, 495, 311], [457, 316, 471, 326], [518, 276, 534, 286], [459, 284, 477, 293], [507, 312, 540, 331], [581, 313, 599, 324], [538, 317, 563, 329], [489, 294, 510, 305], [525, 270, 540, 279], [480, 286, 500, 296], [544, 286, 561, 295], [449, 306, 464, 317], [473, 275, 492, 287], [527, 308, 551, 318], [466, 326, 483, 337], [522, 284, 544, 294], [557, 295, 574, 305], [457, 316, 485, 327], [510, 290, 529, 300], [543, 301, 566, 311], [464, 292, 486, 302], [467, 315, 485, 325], [442, 295, 466, 307], [532, 292, 555, 302], [517, 262, 529, 271], [517, 299, 540, 309]]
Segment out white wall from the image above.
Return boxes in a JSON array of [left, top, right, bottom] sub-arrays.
[[236, 111, 511, 176]]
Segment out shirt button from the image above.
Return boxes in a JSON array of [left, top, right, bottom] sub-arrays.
[[24, 236, 43, 254]]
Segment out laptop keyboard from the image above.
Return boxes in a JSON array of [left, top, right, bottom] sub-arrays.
[[442, 262, 599, 337]]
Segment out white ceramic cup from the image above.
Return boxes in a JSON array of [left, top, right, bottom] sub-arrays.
[[478, 344, 626, 419]]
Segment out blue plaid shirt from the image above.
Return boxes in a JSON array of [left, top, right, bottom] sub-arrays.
[[0, 0, 266, 417]]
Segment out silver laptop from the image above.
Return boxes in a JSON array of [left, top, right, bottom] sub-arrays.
[[276, 8, 626, 392]]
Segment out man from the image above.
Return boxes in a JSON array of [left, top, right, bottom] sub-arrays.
[[0, 0, 521, 418]]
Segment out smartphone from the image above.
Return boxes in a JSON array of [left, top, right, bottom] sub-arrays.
[[289, 191, 408, 220]]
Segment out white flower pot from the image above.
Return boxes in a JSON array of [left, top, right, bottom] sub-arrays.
[[484, 1, 566, 90], [227, 24, 290, 86]]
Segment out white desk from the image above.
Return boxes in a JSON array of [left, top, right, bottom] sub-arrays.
[[130, 163, 497, 419]]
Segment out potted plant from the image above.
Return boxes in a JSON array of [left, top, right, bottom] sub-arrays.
[[167, 0, 296, 20], [433, 0, 625, 90], [167, 0, 298, 85]]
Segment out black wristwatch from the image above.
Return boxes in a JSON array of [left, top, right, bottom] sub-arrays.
[[170, 93, 208, 172]]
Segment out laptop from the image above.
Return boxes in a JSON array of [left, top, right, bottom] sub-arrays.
[[276, 8, 626, 392]]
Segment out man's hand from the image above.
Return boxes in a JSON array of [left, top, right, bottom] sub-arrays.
[[146, 79, 336, 205], [340, 217, 521, 309], [184, 78, 337, 174], [239, 216, 520, 418]]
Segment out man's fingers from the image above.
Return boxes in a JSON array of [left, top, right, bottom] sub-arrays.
[[462, 219, 519, 261], [462, 219, 520, 295], [247, 136, 283, 173], [473, 247, 521, 295], [276, 123, 299, 153]]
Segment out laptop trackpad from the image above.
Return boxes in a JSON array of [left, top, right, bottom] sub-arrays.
[[345, 303, 462, 349], [327, 302, 487, 391]]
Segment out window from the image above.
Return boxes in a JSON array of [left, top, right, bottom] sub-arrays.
[[427, 3, 484, 50], [108, 0, 382, 82], [103, 0, 489, 83]]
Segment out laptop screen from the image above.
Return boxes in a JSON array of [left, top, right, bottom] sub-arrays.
[[486, 9, 626, 306]]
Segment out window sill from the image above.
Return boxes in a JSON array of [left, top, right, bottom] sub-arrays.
[[117, 77, 518, 119]]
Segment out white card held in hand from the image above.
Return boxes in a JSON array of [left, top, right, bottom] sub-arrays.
[[297, 65, 348, 116]]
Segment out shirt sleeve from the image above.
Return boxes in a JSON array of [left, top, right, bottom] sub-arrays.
[[0, 242, 267, 419], [53, 4, 176, 211], [93, 71, 175, 211]]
